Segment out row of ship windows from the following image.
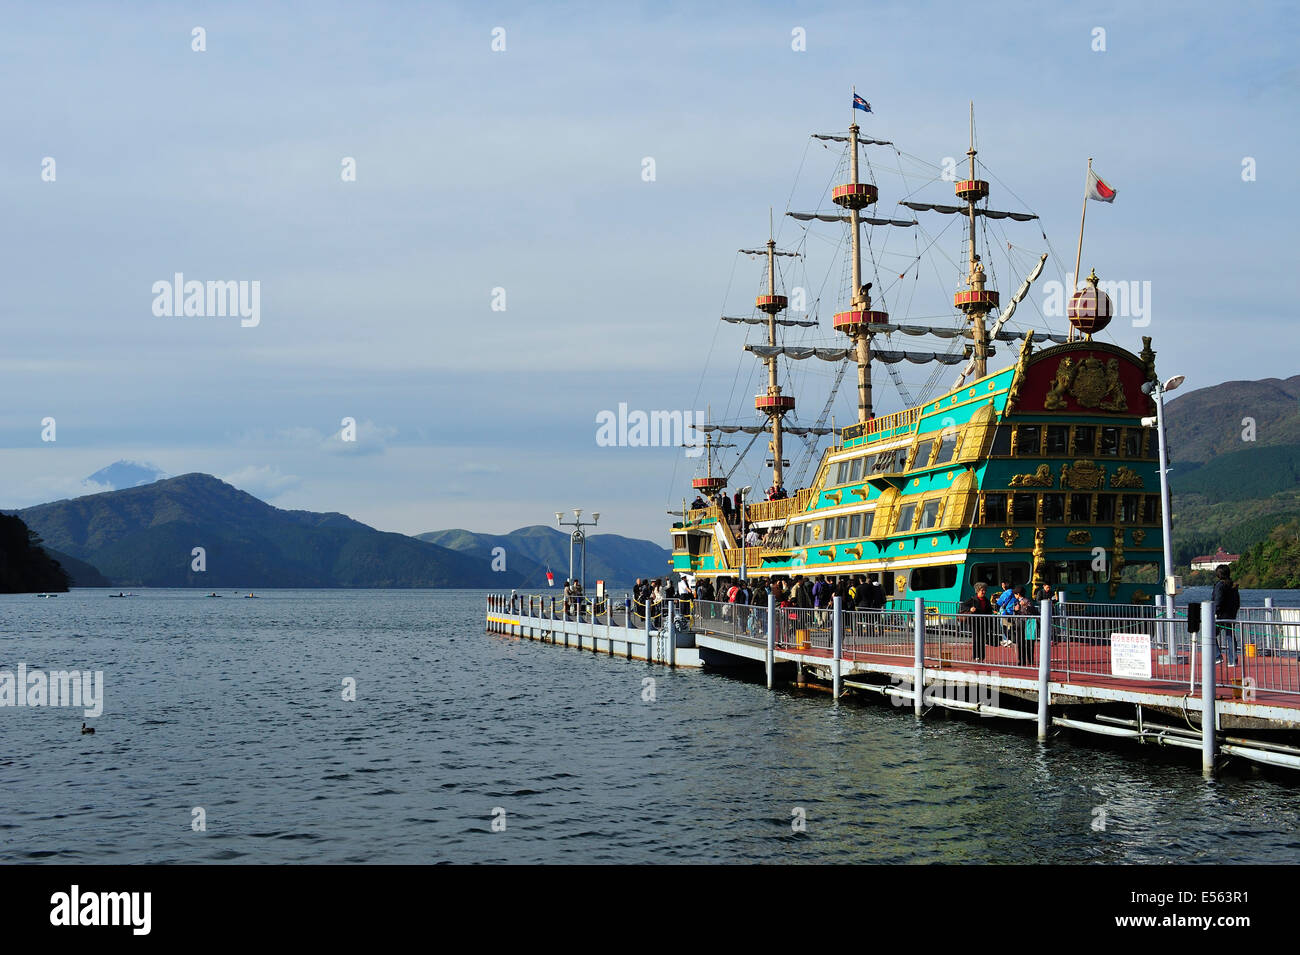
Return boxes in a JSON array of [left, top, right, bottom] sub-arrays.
[[981, 492, 1160, 525], [782, 491, 1160, 549], [829, 424, 1151, 487]]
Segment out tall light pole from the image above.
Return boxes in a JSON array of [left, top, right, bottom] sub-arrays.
[[738, 486, 752, 581], [556, 508, 599, 599], [1142, 374, 1185, 655]]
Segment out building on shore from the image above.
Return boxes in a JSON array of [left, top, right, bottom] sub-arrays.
[[1190, 547, 1240, 572]]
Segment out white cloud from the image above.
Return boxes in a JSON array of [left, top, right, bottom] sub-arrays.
[[220, 465, 302, 500]]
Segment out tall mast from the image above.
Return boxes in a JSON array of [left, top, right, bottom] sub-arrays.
[[752, 215, 795, 493], [831, 98, 887, 423], [954, 101, 998, 379]]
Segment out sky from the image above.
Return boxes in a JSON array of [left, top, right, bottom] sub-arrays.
[[1, 0, 1296, 544]]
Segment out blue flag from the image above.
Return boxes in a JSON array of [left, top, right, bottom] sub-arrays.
[[853, 93, 872, 113]]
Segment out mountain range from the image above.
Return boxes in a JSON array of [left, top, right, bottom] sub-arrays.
[[11, 473, 520, 588], [8, 473, 670, 590], [1163, 374, 1300, 568]]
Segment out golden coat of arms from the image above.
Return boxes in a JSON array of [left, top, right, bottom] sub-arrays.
[[1044, 355, 1127, 411], [1061, 460, 1106, 490]]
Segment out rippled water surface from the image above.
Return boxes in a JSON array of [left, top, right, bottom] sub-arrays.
[[3, 588, 1299, 863]]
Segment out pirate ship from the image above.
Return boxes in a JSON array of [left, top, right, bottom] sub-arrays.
[[671, 101, 1165, 606]]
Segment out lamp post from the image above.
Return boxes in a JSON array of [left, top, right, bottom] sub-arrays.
[[1142, 374, 1185, 655], [556, 508, 600, 599], [738, 486, 752, 581]]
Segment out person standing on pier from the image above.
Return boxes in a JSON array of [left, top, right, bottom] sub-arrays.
[[1212, 565, 1241, 667], [962, 582, 994, 662]]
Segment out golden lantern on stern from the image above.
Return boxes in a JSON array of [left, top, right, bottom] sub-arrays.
[[1068, 268, 1113, 339]]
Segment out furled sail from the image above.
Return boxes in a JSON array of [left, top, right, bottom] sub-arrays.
[[812, 133, 894, 147], [697, 423, 833, 436], [722, 315, 819, 328], [788, 211, 916, 227], [900, 200, 1038, 221], [746, 344, 975, 365]]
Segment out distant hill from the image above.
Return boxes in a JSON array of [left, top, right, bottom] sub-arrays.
[[417, 525, 671, 591], [12, 473, 519, 589], [44, 547, 111, 587], [0, 515, 70, 593], [1232, 518, 1300, 589], [1164, 375, 1300, 570]]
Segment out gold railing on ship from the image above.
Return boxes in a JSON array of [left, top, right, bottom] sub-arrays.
[[841, 407, 921, 443], [747, 488, 814, 524]]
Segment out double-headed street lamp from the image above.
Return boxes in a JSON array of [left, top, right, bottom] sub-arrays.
[[556, 508, 599, 598], [1142, 373, 1185, 653]]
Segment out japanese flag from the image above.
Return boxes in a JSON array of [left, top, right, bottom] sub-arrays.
[[1086, 168, 1117, 203]]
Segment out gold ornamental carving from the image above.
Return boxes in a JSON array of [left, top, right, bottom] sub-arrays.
[[1007, 331, 1034, 411], [1009, 464, 1053, 488], [1000, 528, 1019, 548], [1133, 529, 1146, 545], [1061, 459, 1106, 490], [817, 549, 834, 560], [850, 488, 869, 499], [1031, 527, 1046, 587], [826, 490, 842, 505], [1067, 530, 1091, 545], [1139, 336, 1157, 386], [1111, 466, 1144, 489], [1109, 527, 1126, 598], [1133, 589, 1150, 603], [845, 544, 864, 560], [811, 524, 822, 539], [1044, 355, 1127, 411]]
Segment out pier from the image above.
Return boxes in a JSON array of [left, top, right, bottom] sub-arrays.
[[486, 593, 1300, 775]]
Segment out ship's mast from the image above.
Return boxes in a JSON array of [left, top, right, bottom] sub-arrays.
[[763, 216, 786, 490], [753, 214, 796, 494], [954, 102, 998, 379], [831, 95, 887, 423]]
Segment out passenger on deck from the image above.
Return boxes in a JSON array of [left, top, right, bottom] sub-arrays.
[[961, 582, 994, 662], [745, 527, 761, 547], [691, 495, 706, 511]]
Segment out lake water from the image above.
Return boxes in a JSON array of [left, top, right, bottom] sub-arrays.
[[2, 588, 1299, 863]]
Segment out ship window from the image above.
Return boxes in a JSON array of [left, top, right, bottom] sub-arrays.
[[836, 462, 850, 484], [848, 513, 861, 538], [910, 564, 958, 591], [849, 457, 864, 482], [1012, 493, 1036, 523], [1100, 427, 1121, 456], [1124, 428, 1143, 457], [1048, 559, 1110, 585], [896, 503, 916, 533], [1018, 425, 1041, 455], [860, 513, 874, 536], [1042, 493, 1065, 522], [1045, 426, 1069, 454], [1121, 494, 1142, 523], [919, 499, 941, 529], [1070, 493, 1092, 523], [893, 447, 910, 471], [1072, 426, 1096, 456], [983, 493, 1007, 524], [823, 519, 835, 541], [990, 425, 1012, 456], [971, 562, 1030, 590], [836, 516, 849, 539], [792, 524, 805, 547], [1096, 494, 1116, 523], [1143, 495, 1159, 522], [934, 432, 959, 466]]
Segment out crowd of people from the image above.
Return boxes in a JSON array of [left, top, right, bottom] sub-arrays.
[[689, 484, 797, 528], [959, 579, 1052, 666]]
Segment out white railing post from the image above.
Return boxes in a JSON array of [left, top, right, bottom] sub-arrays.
[[766, 594, 776, 690], [832, 595, 843, 701], [913, 596, 925, 718], [1037, 598, 1053, 741], [1202, 599, 1216, 777]]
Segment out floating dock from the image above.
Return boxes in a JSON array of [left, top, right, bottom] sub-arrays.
[[486, 593, 1300, 776]]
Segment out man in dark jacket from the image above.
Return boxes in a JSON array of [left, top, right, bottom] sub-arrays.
[[961, 582, 994, 662], [1212, 565, 1241, 667]]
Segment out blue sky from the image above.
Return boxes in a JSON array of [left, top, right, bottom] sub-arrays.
[[1, 0, 1296, 543]]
